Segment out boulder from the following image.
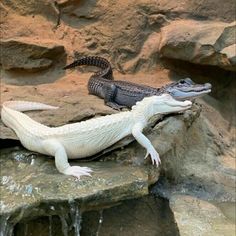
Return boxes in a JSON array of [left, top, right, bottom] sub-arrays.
[[152, 98, 236, 202], [0, 38, 66, 71], [159, 20, 236, 71], [169, 195, 235, 236]]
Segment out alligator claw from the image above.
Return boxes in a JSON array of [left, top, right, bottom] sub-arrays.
[[144, 147, 161, 167], [64, 166, 93, 179]]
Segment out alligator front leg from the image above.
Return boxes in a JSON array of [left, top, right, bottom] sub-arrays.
[[103, 84, 127, 110], [132, 123, 161, 166], [42, 139, 93, 179]]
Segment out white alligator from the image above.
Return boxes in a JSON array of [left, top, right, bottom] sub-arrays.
[[1, 94, 192, 179]]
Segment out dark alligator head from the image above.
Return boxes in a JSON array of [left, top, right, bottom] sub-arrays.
[[164, 78, 212, 100]]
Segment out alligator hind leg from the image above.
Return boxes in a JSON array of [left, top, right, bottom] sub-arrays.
[[42, 139, 93, 179], [103, 84, 127, 110]]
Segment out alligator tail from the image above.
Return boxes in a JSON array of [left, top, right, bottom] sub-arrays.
[[63, 56, 113, 80], [2, 101, 59, 112]]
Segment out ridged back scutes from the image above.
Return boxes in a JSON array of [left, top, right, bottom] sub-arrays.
[[2, 106, 50, 136], [1, 100, 134, 138], [1, 101, 59, 137], [87, 76, 106, 95], [49, 111, 132, 137], [49, 97, 157, 137]]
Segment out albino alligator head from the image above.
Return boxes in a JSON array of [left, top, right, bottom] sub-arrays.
[[133, 94, 192, 119], [164, 78, 212, 100]]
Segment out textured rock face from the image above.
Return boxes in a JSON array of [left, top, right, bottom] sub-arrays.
[[12, 196, 179, 236], [0, 148, 153, 216], [0, 38, 66, 71], [160, 20, 236, 71], [1, 0, 59, 22], [153, 98, 236, 201], [1, 0, 235, 78], [169, 195, 235, 236]]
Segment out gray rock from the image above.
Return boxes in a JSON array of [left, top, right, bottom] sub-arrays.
[[152, 98, 236, 202], [160, 20, 236, 71], [169, 195, 235, 236], [0, 38, 66, 71]]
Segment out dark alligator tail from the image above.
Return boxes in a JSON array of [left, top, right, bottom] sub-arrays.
[[63, 56, 113, 80]]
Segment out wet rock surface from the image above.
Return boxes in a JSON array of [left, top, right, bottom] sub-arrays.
[[0, 147, 154, 219]]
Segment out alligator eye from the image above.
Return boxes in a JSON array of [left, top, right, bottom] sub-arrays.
[[185, 78, 194, 85], [179, 80, 186, 84]]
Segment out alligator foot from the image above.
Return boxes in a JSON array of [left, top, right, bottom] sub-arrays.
[[144, 146, 161, 166], [106, 102, 127, 110], [64, 166, 93, 179]]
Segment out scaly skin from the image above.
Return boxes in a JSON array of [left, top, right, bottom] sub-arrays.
[[1, 95, 192, 179], [64, 56, 211, 110]]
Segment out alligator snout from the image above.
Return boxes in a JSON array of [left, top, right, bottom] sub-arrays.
[[204, 83, 212, 89]]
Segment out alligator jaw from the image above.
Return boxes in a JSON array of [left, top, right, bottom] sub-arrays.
[[178, 83, 212, 92], [166, 82, 212, 100], [167, 100, 192, 110], [170, 89, 211, 100]]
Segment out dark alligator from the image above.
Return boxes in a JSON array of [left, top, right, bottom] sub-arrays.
[[63, 56, 212, 109]]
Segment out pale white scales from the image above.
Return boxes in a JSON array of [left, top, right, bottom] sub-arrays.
[[1, 94, 192, 179]]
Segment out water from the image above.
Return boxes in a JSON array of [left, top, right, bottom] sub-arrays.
[[68, 201, 81, 236], [12, 201, 82, 236], [58, 213, 69, 236], [0, 215, 13, 236], [48, 216, 52, 236], [11, 196, 179, 236], [95, 210, 103, 236]]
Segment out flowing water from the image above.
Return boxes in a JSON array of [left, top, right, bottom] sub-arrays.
[[5, 196, 179, 236], [12, 202, 81, 236], [0, 215, 14, 236]]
